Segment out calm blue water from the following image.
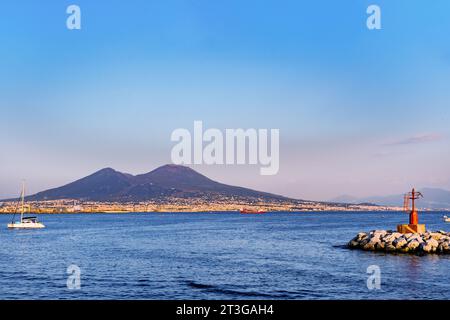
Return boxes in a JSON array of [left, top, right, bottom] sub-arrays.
[[0, 211, 449, 300]]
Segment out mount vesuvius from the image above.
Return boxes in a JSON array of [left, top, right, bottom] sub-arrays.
[[24, 164, 289, 202]]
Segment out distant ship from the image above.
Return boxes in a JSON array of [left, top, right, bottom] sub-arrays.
[[240, 208, 266, 214], [8, 181, 45, 229]]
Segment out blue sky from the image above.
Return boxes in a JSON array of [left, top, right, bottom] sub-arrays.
[[1, 0, 450, 200]]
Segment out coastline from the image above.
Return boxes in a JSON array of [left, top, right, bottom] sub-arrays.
[[0, 197, 405, 214], [1, 209, 446, 215]]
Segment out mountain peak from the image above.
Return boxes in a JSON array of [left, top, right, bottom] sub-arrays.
[[135, 164, 215, 189], [152, 164, 195, 173], [94, 167, 118, 174]]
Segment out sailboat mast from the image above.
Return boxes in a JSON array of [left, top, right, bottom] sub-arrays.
[[21, 181, 25, 222]]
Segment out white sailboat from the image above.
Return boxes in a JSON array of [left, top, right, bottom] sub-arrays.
[[444, 215, 450, 223], [7, 181, 45, 229]]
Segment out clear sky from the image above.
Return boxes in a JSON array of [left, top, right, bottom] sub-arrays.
[[1, 0, 450, 200]]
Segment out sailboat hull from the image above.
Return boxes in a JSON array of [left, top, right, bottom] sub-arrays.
[[7, 222, 45, 229]]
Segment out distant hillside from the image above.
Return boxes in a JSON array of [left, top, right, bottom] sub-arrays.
[[23, 164, 290, 202], [331, 187, 450, 209]]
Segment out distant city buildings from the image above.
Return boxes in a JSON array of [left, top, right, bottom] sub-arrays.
[[0, 197, 403, 214]]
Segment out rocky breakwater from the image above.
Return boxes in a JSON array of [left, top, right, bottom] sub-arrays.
[[348, 230, 450, 254]]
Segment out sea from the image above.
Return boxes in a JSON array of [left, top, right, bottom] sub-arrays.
[[0, 211, 449, 300]]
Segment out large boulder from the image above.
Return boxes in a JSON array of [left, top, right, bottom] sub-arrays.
[[363, 238, 381, 251], [427, 238, 439, 248], [354, 232, 367, 240], [437, 242, 450, 253], [375, 241, 386, 250], [407, 234, 423, 245], [430, 233, 444, 241], [384, 232, 402, 243], [404, 233, 414, 240], [399, 246, 410, 253], [407, 240, 421, 251], [385, 244, 397, 252], [393, 237, 407, 249], [359, 238, 370, 247], [419, 239, 439, 253], [391, 232, 403, 239], [419, 243, 433, 253], [348, 240, 359, 248], [422, 233, 432, 241]]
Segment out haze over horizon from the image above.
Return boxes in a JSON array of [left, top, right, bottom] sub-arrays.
[[1, 0, 450, 201]]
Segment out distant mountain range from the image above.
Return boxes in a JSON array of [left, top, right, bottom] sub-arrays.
[[331, 188, 450, 209], [9, 163, 445, 210], [21, 164, 290, 202]]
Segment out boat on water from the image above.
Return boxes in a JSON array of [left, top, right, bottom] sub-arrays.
[[444, 216, 450, 222], [8, 181, 45, 229], [240, 208, 266, 214]]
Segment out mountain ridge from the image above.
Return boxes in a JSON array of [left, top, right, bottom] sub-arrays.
[[20, 164, 290, 202]]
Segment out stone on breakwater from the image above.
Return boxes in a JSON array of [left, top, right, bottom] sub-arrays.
[[348, 230, 450, 255]]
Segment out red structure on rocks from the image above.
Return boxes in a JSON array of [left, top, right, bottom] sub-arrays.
[[398, 188, 426, 234]]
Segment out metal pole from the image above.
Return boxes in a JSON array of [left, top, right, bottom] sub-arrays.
[[21, 180, 25, 223]]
